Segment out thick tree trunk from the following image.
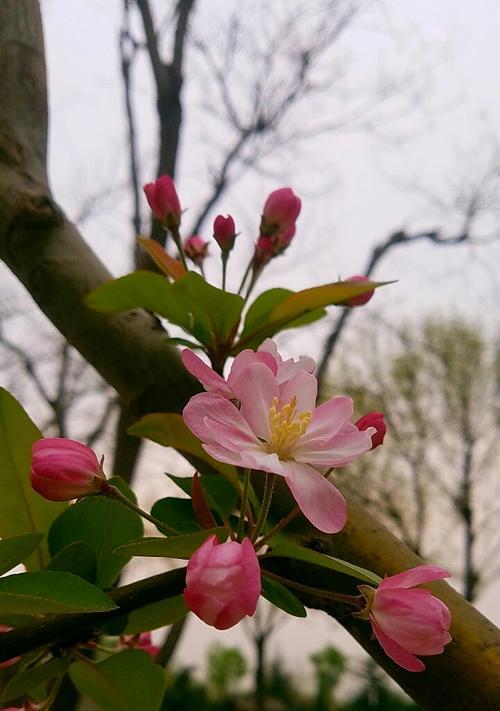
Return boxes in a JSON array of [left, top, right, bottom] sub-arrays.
[[1, 3, 500, 709]]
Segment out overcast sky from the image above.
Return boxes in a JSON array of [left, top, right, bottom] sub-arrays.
[[2, 0, 500, 687]]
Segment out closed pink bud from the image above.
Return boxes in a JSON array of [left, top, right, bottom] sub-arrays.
[[356, 412, 386, 449], [260, 187, 301, 236], [183, 535, 261, 630], [213, 214, 237, 251], [343, 275, 375, 307], [31, 438, 105, 502], [143, 175, 181, 228], [253, 235, 275, 267], [121, 632, 160, 658], [184, 235, 209, 266], [359, 565, 452, 672]]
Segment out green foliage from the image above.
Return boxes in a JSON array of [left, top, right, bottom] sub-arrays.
[[239, 288, 326, 348], [70, 649, 165, 711], [261, 575, 307, 617], [117, 527, 229, 559], [0, 571, 117, 615], [46, 541, 98, 583], [48, 477, 143, 587], [0, 533, 43, 576], [123, 595, 188, 634], [0, 388, 66, 570], [2, 657, 70, 702], [151, 497, 200, 534], [87, 271, 244, 349], [206, 643, 247, 699], [168, 473, 239, 519], [266, 541, 381, 585], [128, 413, 238, 484]]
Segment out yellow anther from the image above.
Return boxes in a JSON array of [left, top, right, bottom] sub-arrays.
[[266, 395, 312, 458]]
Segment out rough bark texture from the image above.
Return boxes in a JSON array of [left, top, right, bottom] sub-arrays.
[[1, 3, 500, 709]]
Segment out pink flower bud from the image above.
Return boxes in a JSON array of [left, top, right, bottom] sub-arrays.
[[213, 214, 237, 252], [343, 275, 375, 307], [184, 235, 209, 266], [183, 535, 261, 630], [0, 626, 20, 668], [121, 632, 160, 658], [143, 175, 181, 228], [359, 565, 452, 672], [260, 188, 301, 236], [356, 412, 386, 449], [31, 438, 105, 502]]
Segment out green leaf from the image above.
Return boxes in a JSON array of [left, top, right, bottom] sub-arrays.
[[0, 533, 43, 576], [266, 542, 382, 585], [116, 527, 229, 559], [240, 288, 326, 348], [2, 657, 70, 702], [0, 571, 117, 615], [48, 478, 143, 587], [168, 473, 239, 519], [128, 413, 238, 485], [169, 272, 244, 345], [86, 271, 172, 315], [151, 497, 200, 534], [124, 595, 188, 634], [70, 650, 165, 711], [261, 575, 307, 617], [163, 337, 203, 349], [87, 272, 244, 348], [270, 280, 388, 322], [46, 541, 97, 583], [0, 388, 66, 570]]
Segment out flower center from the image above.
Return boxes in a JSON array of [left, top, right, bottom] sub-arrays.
[[266, 395, 312, 458]]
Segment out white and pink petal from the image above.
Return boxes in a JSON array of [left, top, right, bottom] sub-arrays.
[[280, 460, 347, 534]]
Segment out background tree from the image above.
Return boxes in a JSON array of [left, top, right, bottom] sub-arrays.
[[2, 2, 500, 709], [334, 316, 500, 601]]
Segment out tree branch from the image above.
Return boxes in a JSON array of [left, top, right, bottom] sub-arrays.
[[1, 3, 500, 709]]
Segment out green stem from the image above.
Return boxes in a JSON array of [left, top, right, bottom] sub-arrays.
[[254, 505, 300, 551], [237, 257, 253, 295], [169, 225, 188, 270], [243, 265, 263, 303], [261, 570, 365, 608], [237, 469, 252, 541], [99, 482, 180, 536], [251, 473, 276, 543], [221, 252, 229, 291]]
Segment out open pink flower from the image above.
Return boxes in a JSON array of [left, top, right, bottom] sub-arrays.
[[183, 344, 375, 533], [184, 535, 261, 630], [182, 339, 314, 400], [360, 565, 452, 672]]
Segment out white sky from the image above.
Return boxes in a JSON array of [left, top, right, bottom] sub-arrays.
[[2, 0, 500, 691]]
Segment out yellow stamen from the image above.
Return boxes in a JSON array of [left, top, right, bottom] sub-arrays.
[[267, 395, 312, 458]]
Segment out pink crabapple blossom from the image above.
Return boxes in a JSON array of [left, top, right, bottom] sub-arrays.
[[343, 275, 375, 307], [120, 632, 160, 658], [143, 175, 181, 228], [359, 565, 452, 672], [356, 412, 387, 449], [260, 187, 301, 236], [183, 535, 261, 630], [182, 341, 376, 534], [184, 235, 209, 266], [213, 214, 237, 251], [31, 438, 105, 502]]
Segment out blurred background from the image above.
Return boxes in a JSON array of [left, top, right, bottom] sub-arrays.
[[1, 1, 499, 708]]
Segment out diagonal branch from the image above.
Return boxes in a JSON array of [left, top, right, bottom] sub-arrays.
[[1, 4, 500, 709]]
